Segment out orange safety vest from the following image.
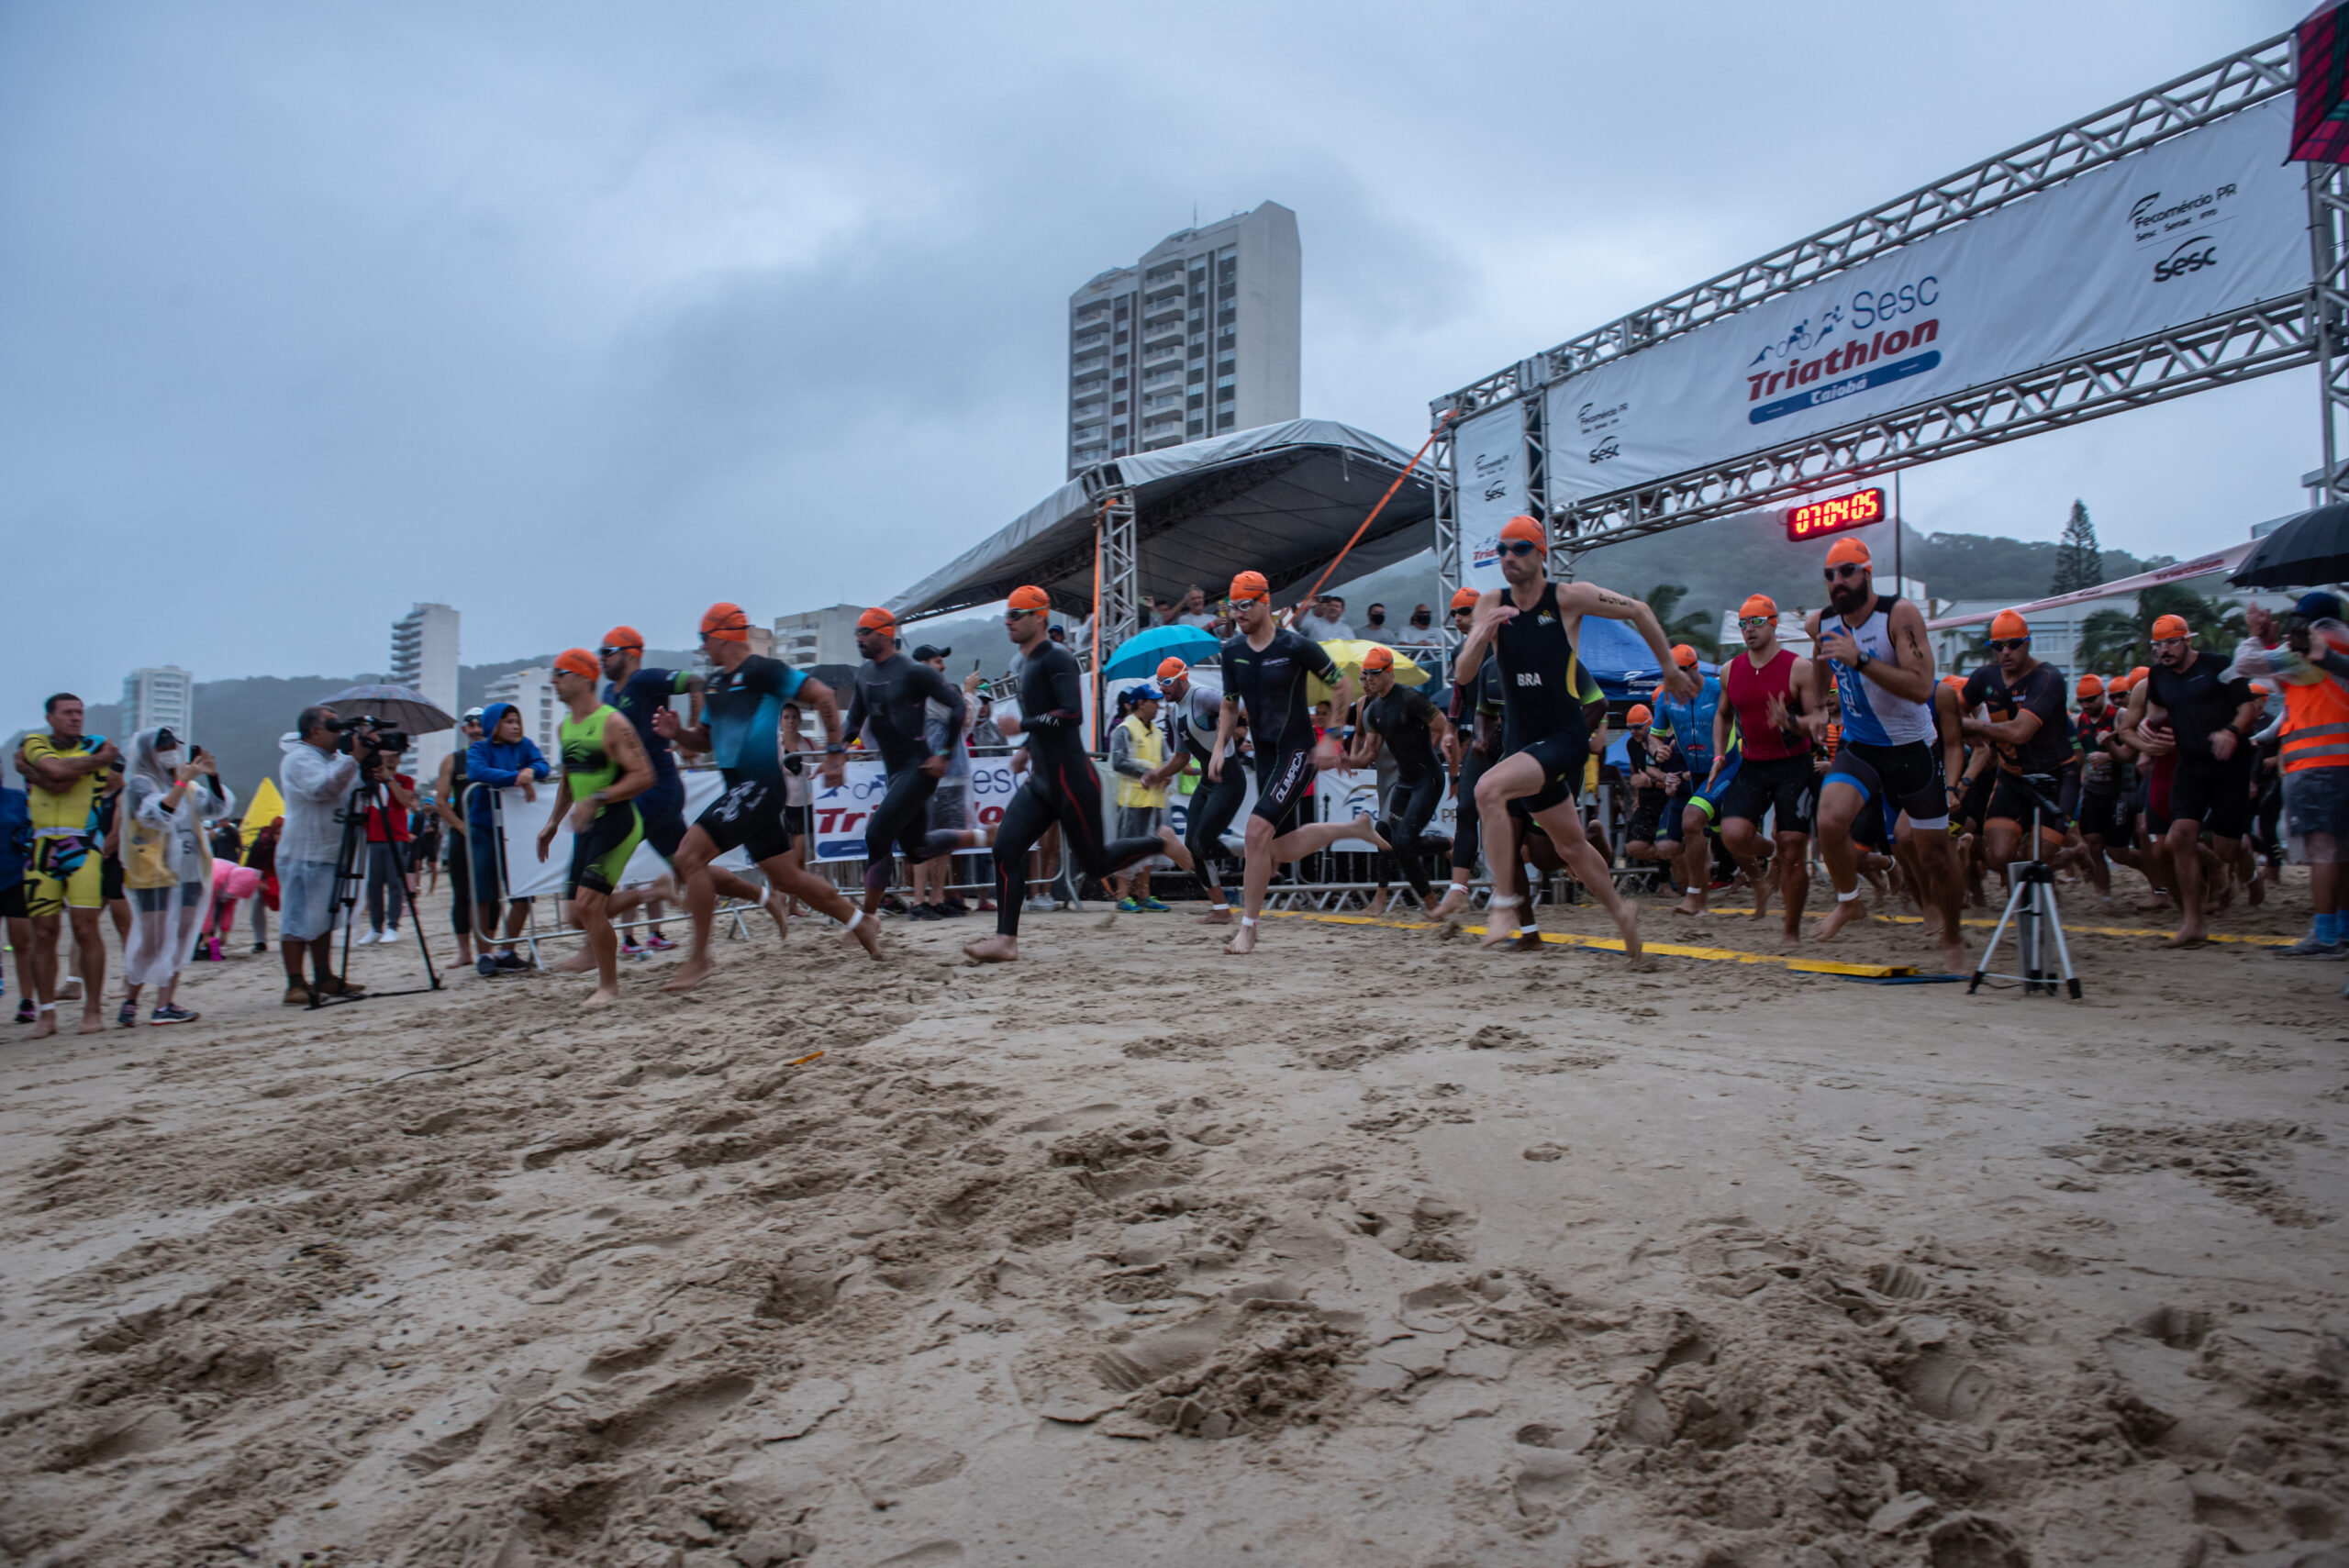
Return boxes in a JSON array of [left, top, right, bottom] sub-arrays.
[[2281, 674, 2349, 773]]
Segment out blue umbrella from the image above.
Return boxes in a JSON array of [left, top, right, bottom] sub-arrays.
[[1105, 624, 1221, 680]]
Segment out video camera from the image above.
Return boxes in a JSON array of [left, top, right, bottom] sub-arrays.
[[324, 715, 410, 764]]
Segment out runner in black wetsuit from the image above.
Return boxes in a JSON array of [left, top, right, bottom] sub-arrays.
[[1453, 514, 1695, 958], [2122, 612, 2260, 947], [1345, 646, 1452, 909], [963, 586, 1192, 963], [1957, 608, 2075, 878], [1156, 654, 1245, 924], [843, 606, 990, 918], [660, 601, 883, 981], [1208, 570, 1387, 955]]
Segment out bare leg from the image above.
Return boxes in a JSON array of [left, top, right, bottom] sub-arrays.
[[573, 887, 621, 1006], [2165, 822, 2208, 945], [766, 852, 883, 961], [1810, 783, 1868, 943], [1534, 801, 1643, 962], [69, 908, 106, 1033], [1776, 830, 1810, 945], [1670, 806, 1710, 916], [28, 912, 61, 1038]]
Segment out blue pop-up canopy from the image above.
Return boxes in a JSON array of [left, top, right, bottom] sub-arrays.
[[1575, 616, 1718, 701]]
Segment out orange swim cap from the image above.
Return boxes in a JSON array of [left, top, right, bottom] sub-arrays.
[[2150, 614, 2190, 641], [2130, 664, 2152, 684], [552, 648, 600, 680], [1672, 644, 1699, 669], [1498, 515, 1547, 552], [1008, 584, 1052, 612], [1449, 586, 1479, 610], [857, 606, 897, 634], [602, 625, 643, 652], [1229, 570, 1270, 603], [1626, 704, 1653, 725], [1824, 537, 1872, 568], [1156, 656, 1189, 682], [1739, 594, 1777, 620], [1989, 609, 2029, 640], [700, 602, 751, 643], [1361, 646, 1396, 673], [2076, 674, 2105, 700]]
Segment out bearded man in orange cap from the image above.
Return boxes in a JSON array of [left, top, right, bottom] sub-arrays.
[[1956, 609, 2076, 887], [842, 606, 994, 922], [658, 601, 883, 979], [1802, 535, 1966, 968], [2120, 612, 2260, 945], [1453, 515, 1695, 959], [1706, 592, 1820, 945], [1207, 569, 1387, 955]]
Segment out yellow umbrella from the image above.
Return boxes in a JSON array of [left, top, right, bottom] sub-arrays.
[[238, 777, 286, 855], [1309, 639, 1429, 701]]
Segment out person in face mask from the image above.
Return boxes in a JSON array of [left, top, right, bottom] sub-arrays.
[[1393, 603, 1442, 651], [119, 727, 233, 1026]]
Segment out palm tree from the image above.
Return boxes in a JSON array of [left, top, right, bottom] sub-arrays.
[[1642, 584, 1720, 660], [2076, 585, 2246, 674]]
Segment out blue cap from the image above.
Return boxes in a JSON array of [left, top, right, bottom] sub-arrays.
[[1128, 684, 1163, 702], [2296, 591, 2343, 622]]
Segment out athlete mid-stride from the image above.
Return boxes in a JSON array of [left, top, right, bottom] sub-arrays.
[[963, 586, 1193, 964], [658, 601, 883, 979], [1455, 515, 1696, 959], [843, 607, 992, 919], [1346, 646, 1453, 910], [1210, 571, 1389, 955], [1155, 654, 1244, 924], [535, 649, 657, 1007], [1801, 537, 1966, 970]]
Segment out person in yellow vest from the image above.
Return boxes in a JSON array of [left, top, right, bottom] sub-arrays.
[[2268, 592, 2349, 961], [1108, 684, 1179, 912]]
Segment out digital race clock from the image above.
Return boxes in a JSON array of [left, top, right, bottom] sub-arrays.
[[1785, 486, 1886, 543]]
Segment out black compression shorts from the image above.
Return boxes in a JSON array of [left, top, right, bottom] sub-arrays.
[[1985, 773, 2067, 836], [2075, 788, 2127, 843], [1505, 732, 1589, 817], [1829, 739, 1947, 832], [696, 779, 794, 864], [1717, 752, 1816, 838], [1252, 747, 1317, 827], [1626, 793, 1665, 845], [638, 783, 690, 862], [2170, 751, 2254, 840]]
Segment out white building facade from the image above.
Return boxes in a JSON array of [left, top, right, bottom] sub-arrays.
[[390, 602, 462, 777], [773, 605, 863, 673], [121, 666, 194, 737], [1067, 202, 1301, 475]]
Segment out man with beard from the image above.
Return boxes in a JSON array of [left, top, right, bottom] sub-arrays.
[[2121, 613, 2259, 947], [1711, 593, 1818, 946], [1802, 537, 1965, 971]]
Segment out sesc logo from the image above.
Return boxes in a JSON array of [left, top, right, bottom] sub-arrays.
[[2154, 237, 2217, 284], [1588, 438, 1620, 464]]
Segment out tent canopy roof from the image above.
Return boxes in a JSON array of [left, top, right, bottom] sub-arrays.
[[888, 419, 1435, 621]]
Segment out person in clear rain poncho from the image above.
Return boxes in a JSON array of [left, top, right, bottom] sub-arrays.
[[118, 727, 234, 1027]]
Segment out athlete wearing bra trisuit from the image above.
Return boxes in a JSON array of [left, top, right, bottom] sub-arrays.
[[843, 628, 971, 908], [1493, 580, 1594, 816], [966, 589, 1189, 960]]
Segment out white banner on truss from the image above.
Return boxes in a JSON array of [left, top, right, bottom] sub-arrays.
[[1545, 98, 2307, 509]]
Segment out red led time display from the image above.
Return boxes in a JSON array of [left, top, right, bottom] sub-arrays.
[[1786, 486, 1886, 542]]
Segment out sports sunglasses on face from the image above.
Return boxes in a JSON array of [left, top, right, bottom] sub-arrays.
[[1497, 540, 1542, 558]]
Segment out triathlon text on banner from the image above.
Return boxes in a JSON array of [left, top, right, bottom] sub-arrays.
[[1544, 98, 2307, 510]]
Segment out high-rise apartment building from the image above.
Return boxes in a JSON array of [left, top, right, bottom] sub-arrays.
[[390, 602, 462, 774], [773, 605, 863, 673], [1066, 201, 1301, 475], [121, 666, 194, 736]]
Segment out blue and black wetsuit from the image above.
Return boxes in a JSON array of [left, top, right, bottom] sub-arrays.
[[844, 651, 968, 894], [990, 640, 1164, 937], [694, 653, 804, 864], [607, 665, 696, 860]]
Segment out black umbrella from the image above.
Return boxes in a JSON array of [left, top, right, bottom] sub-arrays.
[[2230, 502, 2349, 589], [319, 683, 457, 735]]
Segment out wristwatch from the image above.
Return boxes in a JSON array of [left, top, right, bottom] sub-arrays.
[[1854, 649, 1875, 670], [825, 742, 846, 755]]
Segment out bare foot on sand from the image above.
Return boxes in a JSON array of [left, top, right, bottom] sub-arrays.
[[1196, 907, 1233, 926], [1431, 889, 1470, 919], [1814, 897, 1866, 943], [1479, 905, 1526, 952], [1224, 920, 1258, 956], [1779, 926, 1803, 948], [1353, 815, 1392, 853], [77, 1010, 105, 1035], [582, 984, 620, 1008], [1672, 890, 1707, 917], [963, 934, 1016, 963], [29, 1011, 55, 1040], [841, 916, 884, 961], [661, 956, 712, 993], [552, 949, 596, 974], [2165, 927, 2210, 949], [1936, 935, 1969, 973], [1614, 900, 1642, 965]]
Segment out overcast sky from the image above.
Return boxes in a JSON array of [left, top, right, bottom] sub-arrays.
[[0, 1, 2315, 727]]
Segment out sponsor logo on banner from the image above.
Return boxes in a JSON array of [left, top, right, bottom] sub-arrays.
[[1575, 399, 1628, 434], [1742, 278, 1943, 427], [809, 759, 1022, 862], [2153, 236, 2218, 283], [1472, 445, 1515, 506], [1588, 437, 1621, 463], [2128, 183, 2241, 246]]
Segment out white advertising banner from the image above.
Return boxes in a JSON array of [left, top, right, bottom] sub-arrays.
[[807, 757, 1026, 863], [1544, 97, 2308, 507], [490, 769, 747, 901], [1454, 404, 1529, 594]]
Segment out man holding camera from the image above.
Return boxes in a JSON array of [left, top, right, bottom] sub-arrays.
[[277, 704, 368, 1005]]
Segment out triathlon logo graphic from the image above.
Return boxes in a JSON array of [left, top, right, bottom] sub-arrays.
[[1742, 276, 1943, 427]]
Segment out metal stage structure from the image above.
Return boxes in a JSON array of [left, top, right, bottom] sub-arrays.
[[1429, 30, 2332, 602]]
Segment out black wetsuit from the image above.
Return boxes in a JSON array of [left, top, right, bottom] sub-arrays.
[[991, 640, 1164, 937], [1493, 582, 1592, 816], [1220, 627, 1339, 826], [1163, 671, 1242, 889], [2146, 654, 2255, 840], [845, 652, 967, 891], [1364, 684, 1448, 900]]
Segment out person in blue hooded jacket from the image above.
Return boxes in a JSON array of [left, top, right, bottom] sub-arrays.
[[465, 701, 551, 973], [2, 778, 30, 1019]]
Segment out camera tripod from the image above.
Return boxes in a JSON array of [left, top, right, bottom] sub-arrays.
[[315, 762, 442, 1008], [1967, 772, 2079, 999]]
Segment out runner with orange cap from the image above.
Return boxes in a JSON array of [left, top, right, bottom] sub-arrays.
[[842, 606, 993, 921], [533, 649, 657, 1006], [578, 626, 714, 960], [1455, 515, 1695, 958], [2068, 673, 2126, 897], [1154, 653, 1244, 922], [963, 587, 1194, 963], [1956, 609, 2076, 886], [1708, 592, 1820, 945], [1802, 535, 1966, 969], [1644, 641, 1727, 917], [2121, 611, 2260, 945], [1198, 569, 1386, 953], [1344, 645, 1453, 910], [658, 601, 881, 978], [1617, 704, 1678, 870]]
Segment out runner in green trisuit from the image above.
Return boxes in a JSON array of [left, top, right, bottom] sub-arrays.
[[537, 648, 657, 1006]]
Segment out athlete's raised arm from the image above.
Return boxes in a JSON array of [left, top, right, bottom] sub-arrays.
[[1556, 581, 1694, 700]]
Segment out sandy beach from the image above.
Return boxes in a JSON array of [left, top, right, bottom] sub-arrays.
[[2, 877, 2343, 1568]]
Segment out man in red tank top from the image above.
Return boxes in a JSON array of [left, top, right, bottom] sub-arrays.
[[1712, 595, 1821, 946]]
